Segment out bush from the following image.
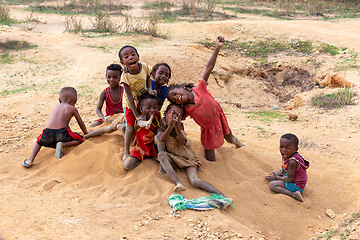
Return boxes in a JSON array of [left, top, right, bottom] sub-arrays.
[[311, 88, 356, 109]]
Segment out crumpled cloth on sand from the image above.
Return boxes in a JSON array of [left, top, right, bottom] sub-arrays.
[[168, 193, 233, 212]]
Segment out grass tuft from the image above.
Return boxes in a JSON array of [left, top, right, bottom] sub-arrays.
[[311, 88, 356, 109]]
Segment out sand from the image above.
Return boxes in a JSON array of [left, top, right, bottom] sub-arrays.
[[1, 2, 360, 239]]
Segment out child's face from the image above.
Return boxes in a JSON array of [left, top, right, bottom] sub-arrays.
[[165, 105, 184, 125], [140, 98, 158, 118], [154, 65, 170, 86], [120, 47, 139, 72], [106, 70, 121, 88], [279, 137, 298, 159], [167, 87, 189, 105]]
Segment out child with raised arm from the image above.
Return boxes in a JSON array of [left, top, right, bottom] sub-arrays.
[[155, 103, 227, 196], [166, 36, 244, 161], [22, 87, 88, 168], [123, 93, 161, 171], [265, 133, 309, 202], [119, 45, 156, 162], [89, 64, 124, 128]]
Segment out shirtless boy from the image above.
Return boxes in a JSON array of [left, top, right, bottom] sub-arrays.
[[22, 87, 88, 168]]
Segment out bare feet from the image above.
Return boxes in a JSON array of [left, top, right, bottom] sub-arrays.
[[122, 151, 129, 162], [294, 191, 304, 202], [55, 142, 64, 159], [265, 173, 276, 182], [174, 183, 186, 192], [233, 136, 245, 148]]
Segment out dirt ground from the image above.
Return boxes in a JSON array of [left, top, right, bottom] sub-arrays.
[[1, 2, 360, 240]]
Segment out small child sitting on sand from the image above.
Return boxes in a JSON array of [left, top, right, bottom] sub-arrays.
[[155, 103, 227, 197], [265, 133, 309, 202], [22, 87, 88, 168], [89, 64, 124, 128]]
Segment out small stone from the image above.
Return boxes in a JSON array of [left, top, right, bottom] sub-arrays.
[[326, 209, 336, 219], [272, 105, 280, 110]]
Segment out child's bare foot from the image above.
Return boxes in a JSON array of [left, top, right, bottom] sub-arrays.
[[174, 183, 186, 192], [265, 174, 276, 182], [233, 136, 245, 148], [122, 151, 129, 162], [55, 142, 64, 159], [294, 191, 304, 202]]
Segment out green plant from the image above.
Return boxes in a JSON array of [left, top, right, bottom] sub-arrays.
[[336, 51, 359, 71], [311, 88, 356, 109], [65, 16, 83, 33], [0, 4, 15, 24], [321, 43, 339, 55], [317, 229, 337, 239], [291, 39, 313, 53], [90, 12, 118, 34], [246, 111, 287, 122]]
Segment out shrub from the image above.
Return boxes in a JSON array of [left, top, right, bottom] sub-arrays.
[[311, 88, 356, 109]]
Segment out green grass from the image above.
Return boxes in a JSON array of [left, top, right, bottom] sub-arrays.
[[246, 111, 287, 122], [311, 88, 356, 109], [0, 84, 36, 96], [336, 51, 359, 71], [317, 229, 338, 240], [321, 43, 340, 55]]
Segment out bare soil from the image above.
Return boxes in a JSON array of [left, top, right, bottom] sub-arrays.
[[1, 2, 360, 240]]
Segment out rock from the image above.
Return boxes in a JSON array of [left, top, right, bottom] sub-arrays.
[[326, 209, 336, 219], [272, 105, 280, 110], [288, 113, 298, 121]]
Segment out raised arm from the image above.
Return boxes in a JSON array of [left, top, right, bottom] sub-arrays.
[[202, 36, 225, 82], [95, 90, 106, 121]]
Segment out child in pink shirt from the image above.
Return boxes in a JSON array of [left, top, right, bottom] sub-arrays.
[[265, 133, 309, 202]]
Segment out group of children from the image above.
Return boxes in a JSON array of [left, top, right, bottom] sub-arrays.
[[22, 36, 309, 202]]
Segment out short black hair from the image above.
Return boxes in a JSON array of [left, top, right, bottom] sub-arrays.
[[118, 45, 139, 61], [166, 83, 195, 99], [140, 92, 158, 106], [151, 63, 172, 79], [281, 133, 299, 147], [107, 63, 122, 73], [164, 103, 184, 114]]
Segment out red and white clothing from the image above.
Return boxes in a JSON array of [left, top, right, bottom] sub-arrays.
[[129, 112, 161, 160]]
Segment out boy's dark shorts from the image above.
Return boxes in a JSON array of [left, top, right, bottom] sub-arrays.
[[36, 128, 83, 148]]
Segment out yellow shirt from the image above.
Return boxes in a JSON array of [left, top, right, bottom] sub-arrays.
[[120, 62, 152, 109]]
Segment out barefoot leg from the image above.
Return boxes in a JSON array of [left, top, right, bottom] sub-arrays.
[[204, 149, 216, 161], [24, 143, 42, 166], [225, 130, 245, 148], [186, 167, 226, 197], [294, 191, 305, 202]]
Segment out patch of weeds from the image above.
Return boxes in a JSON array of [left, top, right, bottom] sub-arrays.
[[0, 40, 37, 63], [141, 1, 173, 18], [0, 85, 36, 96], [317, 229, 338, 239], [321, 43, 339, 55], [253, 125, 269, 138], [336, 51, 359, 71], [0, 5, 16, 25], [246, 111, 287, 122], [77, 85, 94, 98], [291, 39, 313, 53], [1, 53, 12, 64], [311, 88, 357, 109], [0, 40, 37, 51]]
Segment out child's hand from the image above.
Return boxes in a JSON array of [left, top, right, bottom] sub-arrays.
[[148, 89, 157, 96], [216, 36, 225, 48], [136, 115, 146, 121], [265, 173, 276, 182], [104, 116, 114, 123], [123, 66, 129, 73]]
